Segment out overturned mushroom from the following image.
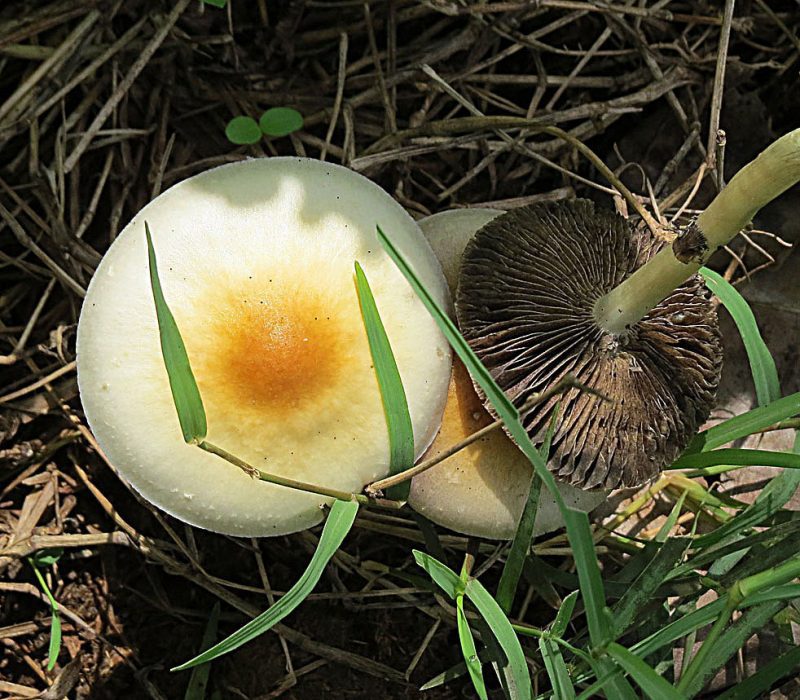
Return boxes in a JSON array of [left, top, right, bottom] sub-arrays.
[[456, 129, 800, 491], [77, 157, 452, 537], [407, 209, 606, 539]]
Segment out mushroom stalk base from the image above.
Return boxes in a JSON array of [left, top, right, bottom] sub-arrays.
[[594, 128, 800, 335]]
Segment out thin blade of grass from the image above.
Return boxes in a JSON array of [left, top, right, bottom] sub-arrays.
[[692, 432, 800, 550], [30, 561, 61, 671], [563, 509, 611, 647], [377, 224, 613, 651], [715, 645, 800, 700], [678, 600, 785, 698], [735, 583, 800, 606], [457, 594, 488, 700], [375, 226, 518, 420], [420, 663, 469, 691], [552, 590, 579, 637], [378, 225, 627, 697], [184, 602, 220, 700], [607, 642, 686, 699], [497, 407, 559, 614], [474, 617, 518, 700], [684, 392, 799, 454], [413, 549, 460, 597], [700, 268, 780, 406], [354, 261, 415, 499], [611, 538, 688, 638], [414, 551, 532, 700], [575, 664, 625, 700], [671, 521, 800, 580], [458, 556, 488, 700], [719, 536, 800, 585], [172, 500, 359, 670], [145, 223, 207, 444], [632, 599, 726, 659], [498, 474, 542, 614], [539, 636, 576, 700], [539, 590, 579, 700], [465, 578, 532, 700], [411, 511, 449, 566], [632, 584, 797, 661], [655, 490, 689, 543], [669, 448, 800, 472]]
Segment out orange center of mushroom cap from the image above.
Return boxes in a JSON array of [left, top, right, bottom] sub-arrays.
[[181, 274, 359, 424]]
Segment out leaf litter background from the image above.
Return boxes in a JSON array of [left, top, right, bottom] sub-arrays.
[[1, 0, 799, 697]]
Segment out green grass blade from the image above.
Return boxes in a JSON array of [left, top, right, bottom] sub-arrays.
[[538, 590, 579, 700], [737, 583, 800, 606], [552, 590, 579, 637], [563, 509, 611, 647], [607, 643, 686, 699], [684, 392, 799, 454], [700, 268, 780, 406], [457, 594, 488, 700], [611, 538, 688, 638], [632, 585, 795, 662], [669, 448, 800, 473], [375, 225, 518, 421], [420, 659, 482, 691], [465, 578, 533, 700], [678, 600, 785, 698], [411, 511, 448, 565], [498, 472, 542, 613], [715, 645, 800, 700], [457, 560, 488, 700], [719, 535, 800, 585], [354, 261, 415, 500], [575, 664, 625, 700], [29, 560, 61, 671], [378, 223, 611, 665], [691, 432, 800, 550], [414, 551, 532, 700], [539, 636, 576, 700], [632, 599, 726, 659], [498, 407, 560, 614], [172, 500, 359, 670], [413, 550, 461, 598], [145, 223, 207, 444], [656, 491, 689, 543], [184, 602, 220, 700]]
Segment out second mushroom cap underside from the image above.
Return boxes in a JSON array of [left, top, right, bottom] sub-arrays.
[[456, 199, 723, 491]]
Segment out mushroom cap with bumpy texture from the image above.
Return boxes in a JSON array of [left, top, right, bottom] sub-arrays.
[[456, 199, 722, 490], [407, 208, 607, 540], [77, 157, 452, 537]]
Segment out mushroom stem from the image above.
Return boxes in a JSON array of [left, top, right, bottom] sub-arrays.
[[594, 128, 800, 335]]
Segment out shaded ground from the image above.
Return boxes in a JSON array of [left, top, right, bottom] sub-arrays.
[[1, 1, 800, 698]]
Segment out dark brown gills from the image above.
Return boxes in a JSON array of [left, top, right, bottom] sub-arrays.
[[456, 200, 722, 490]]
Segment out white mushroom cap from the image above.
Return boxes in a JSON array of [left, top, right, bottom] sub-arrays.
[[77, 158, 452, 537], [408, 208, 606, 539]]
